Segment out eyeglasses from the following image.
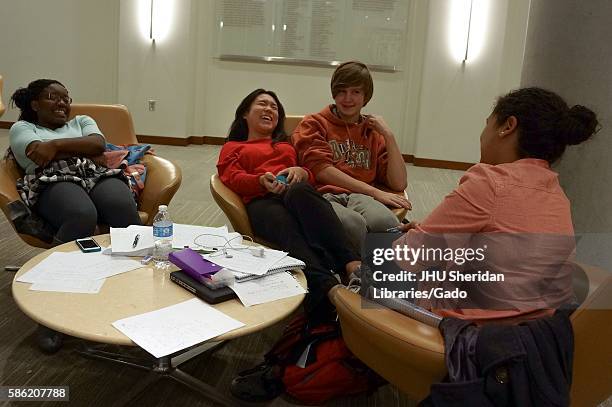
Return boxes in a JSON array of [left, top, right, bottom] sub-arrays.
[[45, 93, 72, 105]]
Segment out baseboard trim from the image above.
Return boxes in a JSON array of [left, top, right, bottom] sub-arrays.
[[402, 154, 414, 163], [198, 136, 225, 146], [0, 121, 12, 129], [413, 157, 474, 171], [136, 135, 189, 146], [136, 134, 225, 146]]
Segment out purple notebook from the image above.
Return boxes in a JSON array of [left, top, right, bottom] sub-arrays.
[[168, 248, 222, 284]]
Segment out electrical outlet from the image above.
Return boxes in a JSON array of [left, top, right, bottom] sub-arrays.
[[148, 100, 156, 111]]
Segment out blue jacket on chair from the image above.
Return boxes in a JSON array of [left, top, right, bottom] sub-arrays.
[[421, 308, 574, 407]]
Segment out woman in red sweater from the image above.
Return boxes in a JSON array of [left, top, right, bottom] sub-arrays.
[[217, 89, 360, 324]]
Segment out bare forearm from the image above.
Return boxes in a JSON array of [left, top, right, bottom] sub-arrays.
[[384, 136, 408, 190], [52, 134, 105, 158], [316, 166, 378, 196], [366, 115, 407, 191]]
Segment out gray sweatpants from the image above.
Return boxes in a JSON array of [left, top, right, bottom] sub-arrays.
[[324, 192, 399, 254]]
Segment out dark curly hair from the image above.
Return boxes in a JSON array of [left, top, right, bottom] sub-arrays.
[[226, 89, 286, 144], [10, 79, 66, 123], [492, 87, 599, 164]]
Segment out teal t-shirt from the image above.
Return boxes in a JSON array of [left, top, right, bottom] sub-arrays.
[[9, 115, 104, 174]]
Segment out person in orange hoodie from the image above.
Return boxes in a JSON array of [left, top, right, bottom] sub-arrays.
[[292, 61, 411, 252]]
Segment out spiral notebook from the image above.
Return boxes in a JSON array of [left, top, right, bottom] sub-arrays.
[[231, 256, 306, 282]]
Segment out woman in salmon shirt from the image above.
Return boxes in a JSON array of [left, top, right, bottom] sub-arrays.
[[393, 87, 600, 323], [217, 89, 361, 323]]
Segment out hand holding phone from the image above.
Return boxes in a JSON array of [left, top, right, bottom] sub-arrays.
[[76, 237, 102, 253], [275, 174, 288, 185]]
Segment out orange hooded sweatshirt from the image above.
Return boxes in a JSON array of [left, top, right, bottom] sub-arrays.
[[292, 105, 389, 194]]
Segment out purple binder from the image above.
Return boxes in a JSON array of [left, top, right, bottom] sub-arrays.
[[168, 248, 222, 284]]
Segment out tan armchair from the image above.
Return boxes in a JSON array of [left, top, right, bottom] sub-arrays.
[[329, 264, 612, 406], [0, 75, 5, 118], [0, 103, 182, 252], [69, 104, 182, 225], [210, 115, 409, 239]]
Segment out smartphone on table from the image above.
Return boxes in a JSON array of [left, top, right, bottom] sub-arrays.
[[75, 237, 102, 253]]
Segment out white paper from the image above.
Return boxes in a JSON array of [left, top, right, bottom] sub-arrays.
[[30, 278, 105, 294], [16, 250, 142, 284], [112, 298, 245, 358], [230, 272, 306, 307], [204, 247, 288, 276], [172, 224, 243, 250], [110, 225, 155, 256]]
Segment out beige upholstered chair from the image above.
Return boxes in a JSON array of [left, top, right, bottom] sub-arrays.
[[0, 103, 182, 252], [0, 75, 5, 118], [329, 264, 612, 406], [68, 104, 182, 226], [210, 115, 409, 239]]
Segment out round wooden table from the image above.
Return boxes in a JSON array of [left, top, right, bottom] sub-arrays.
[[12, 234, 306, 406], [13, 234, 306, 345]]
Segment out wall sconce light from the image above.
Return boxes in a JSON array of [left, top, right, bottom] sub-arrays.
[[149, 0, 155, 41], [449, 0, 488, 64], [463, 0, 474, 63], [139, 0, 173, 43], [149, 0, 155, 42]]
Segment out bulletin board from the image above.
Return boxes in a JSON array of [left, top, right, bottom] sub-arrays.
[[214, 0, 409, 72]]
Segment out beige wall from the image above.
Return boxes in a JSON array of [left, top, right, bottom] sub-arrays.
[[117, 0, 198, 138], [0, 0, 119, 121], [413, 0, 530, 164], [119, 0, 423, 146], [1, 0, 529, 162], [521, 0, 612, 239]]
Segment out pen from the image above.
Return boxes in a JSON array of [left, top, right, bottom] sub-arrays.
[[132, 234, 140, 248]]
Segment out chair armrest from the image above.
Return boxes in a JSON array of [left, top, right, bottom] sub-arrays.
[[209, 174, 254, 237], [330, 286, 445, 360], [329, 285, 446, 400], [138, 155, 182, 225], [0, 157, 54, 248], [0, 158, 23, 209], [0, 157, 25, 237], [570, 265, 612, 407]]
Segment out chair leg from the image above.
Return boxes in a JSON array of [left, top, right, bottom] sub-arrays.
[[5, 266, 20, 272]]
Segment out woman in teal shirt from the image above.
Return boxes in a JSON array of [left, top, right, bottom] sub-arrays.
[[9, 78, 141, 353]]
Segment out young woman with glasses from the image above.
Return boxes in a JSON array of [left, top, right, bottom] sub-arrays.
[[9, 78, 141, 353]]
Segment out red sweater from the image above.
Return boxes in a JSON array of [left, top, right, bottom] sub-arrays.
[[217, 138, 314, 204], [291, 105, 389, 194]]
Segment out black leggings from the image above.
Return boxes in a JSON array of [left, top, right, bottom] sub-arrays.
[[35, 178, 141, 243], [247, 182, 359, 323]]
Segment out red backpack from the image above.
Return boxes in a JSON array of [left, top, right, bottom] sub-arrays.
[[265, 315, 385, 405]]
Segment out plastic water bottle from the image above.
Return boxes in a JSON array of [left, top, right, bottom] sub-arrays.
[[152, 204, 173, 269]]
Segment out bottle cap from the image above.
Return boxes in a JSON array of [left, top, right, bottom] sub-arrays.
[[158, 205, 168, 211]]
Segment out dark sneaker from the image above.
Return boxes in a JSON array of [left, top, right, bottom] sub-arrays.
[[230, 363, 284, 402]]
